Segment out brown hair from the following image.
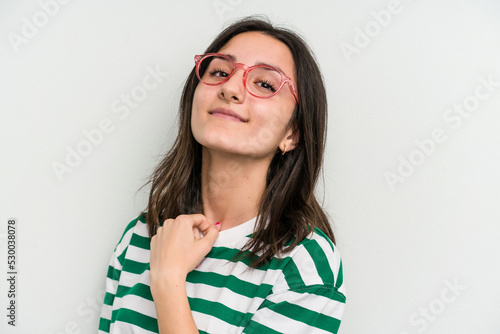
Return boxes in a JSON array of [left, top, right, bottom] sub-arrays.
[[140, 16, 334, 268]]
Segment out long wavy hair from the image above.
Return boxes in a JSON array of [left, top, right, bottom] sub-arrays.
[[140, 16, 334, 268]]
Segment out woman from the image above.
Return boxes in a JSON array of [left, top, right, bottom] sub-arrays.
[[99, 16, 346, 334]]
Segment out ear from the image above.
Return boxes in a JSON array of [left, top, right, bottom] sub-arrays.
[[279, 126, 300, 153]]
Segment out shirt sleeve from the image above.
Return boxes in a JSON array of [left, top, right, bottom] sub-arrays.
[[243, 229, 346, 334], [98, 216, 141, 333], [242, 284, 346, 334]]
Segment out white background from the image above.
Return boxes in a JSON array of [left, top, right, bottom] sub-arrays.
[[1, 0, 499, 333]]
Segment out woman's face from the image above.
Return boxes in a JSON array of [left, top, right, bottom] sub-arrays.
[[191, 31, 298, 160]]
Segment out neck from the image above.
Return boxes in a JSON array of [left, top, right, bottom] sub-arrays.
[[200, 148, 271, 231]]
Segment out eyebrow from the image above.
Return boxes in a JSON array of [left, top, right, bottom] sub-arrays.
[[222, 53, 288, 75]]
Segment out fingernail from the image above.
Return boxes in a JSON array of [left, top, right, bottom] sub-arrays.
[[215, 222, 221, 230]]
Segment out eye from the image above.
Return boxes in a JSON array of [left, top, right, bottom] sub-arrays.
[[255, 79, 277, 92], [208, 68, 229, 78], [248, 67, 281, 95]]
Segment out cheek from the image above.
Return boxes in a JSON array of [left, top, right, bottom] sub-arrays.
[[191, 87, 205, 135], [192, 86, 204, 112], [263, 103, 294, 132], [251, 104, 293, 145], [191, 86, 210, 122]]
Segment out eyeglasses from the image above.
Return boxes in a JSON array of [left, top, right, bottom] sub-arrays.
[[194, 53, 299, 105]]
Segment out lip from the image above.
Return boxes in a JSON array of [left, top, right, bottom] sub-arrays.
[[209, 107, 247, 123]]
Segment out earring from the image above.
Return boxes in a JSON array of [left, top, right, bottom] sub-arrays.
[[281, 144, 287, 155]]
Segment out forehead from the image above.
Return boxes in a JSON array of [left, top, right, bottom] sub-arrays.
[[217, 31, 296, 80]]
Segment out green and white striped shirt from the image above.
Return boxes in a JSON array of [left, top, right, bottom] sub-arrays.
[[98, 213, 346, 333]]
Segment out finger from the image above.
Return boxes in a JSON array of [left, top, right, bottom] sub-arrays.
[[161, 219, 174, 227], [193, 226, 201, 240], [198, 224, 220, 252], [179, 214, 212, 234], [191, 214, 215, 234]]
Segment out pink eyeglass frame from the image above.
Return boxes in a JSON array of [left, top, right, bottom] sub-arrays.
[[194, 53, 299, 105]]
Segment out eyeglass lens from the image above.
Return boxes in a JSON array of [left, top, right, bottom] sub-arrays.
[[199, 55, 283, 98]]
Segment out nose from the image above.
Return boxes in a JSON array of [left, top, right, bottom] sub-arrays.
[[218, 64, 247, 103]]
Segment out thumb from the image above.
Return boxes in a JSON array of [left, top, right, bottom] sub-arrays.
[[198, 223, 220, 252]]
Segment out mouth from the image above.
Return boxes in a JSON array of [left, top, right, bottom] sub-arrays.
[[209, 107, 248, 123]]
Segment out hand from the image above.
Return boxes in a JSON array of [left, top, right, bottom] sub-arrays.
[[150, 214, 220, 288]]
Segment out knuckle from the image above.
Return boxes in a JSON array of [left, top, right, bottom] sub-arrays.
[[176, 214, 190, 223], [163, 218, 174, 225]]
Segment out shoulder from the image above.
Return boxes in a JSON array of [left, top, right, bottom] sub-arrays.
[[276, 227, 345, 297], [113, 212, 149, 258]]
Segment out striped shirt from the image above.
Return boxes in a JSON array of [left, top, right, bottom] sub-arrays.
[[98, 213, 346, 333]]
